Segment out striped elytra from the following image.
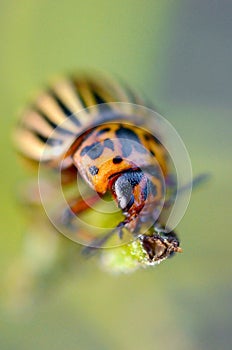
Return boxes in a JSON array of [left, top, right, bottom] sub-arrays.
[[15, 73, 145, 164], [15, 71, 182, 258]]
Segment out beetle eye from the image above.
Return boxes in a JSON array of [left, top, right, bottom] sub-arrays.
[[114, 176, 133, 210]]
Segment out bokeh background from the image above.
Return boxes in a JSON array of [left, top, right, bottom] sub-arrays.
[[0, 1, 231, 349]]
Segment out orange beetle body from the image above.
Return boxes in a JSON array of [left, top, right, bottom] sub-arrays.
[[15, 72, 182, 258]]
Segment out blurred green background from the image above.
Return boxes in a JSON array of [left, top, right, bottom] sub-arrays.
[[0, 1, 231, 349]]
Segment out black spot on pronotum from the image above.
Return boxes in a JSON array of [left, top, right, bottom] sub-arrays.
[[120, 141, 132, 158], [134, 143, 147, 154], [80, 142, 104, 159], [113, 156, 123, 164], [116, 125, 141, 142], [116, 125, 146, 157], [104, 138, 114, 151], [89, 165, 99, 176], [150, 150, 155, 156], [80, 145, 91, 157]]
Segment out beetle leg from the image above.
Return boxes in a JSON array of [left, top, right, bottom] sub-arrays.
[[60, 193, 101, 229], [81, 229, 116, 256], [82, 217, 138, 256]]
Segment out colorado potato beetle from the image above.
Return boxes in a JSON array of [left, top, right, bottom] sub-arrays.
[[15, 72, 183, 264]]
